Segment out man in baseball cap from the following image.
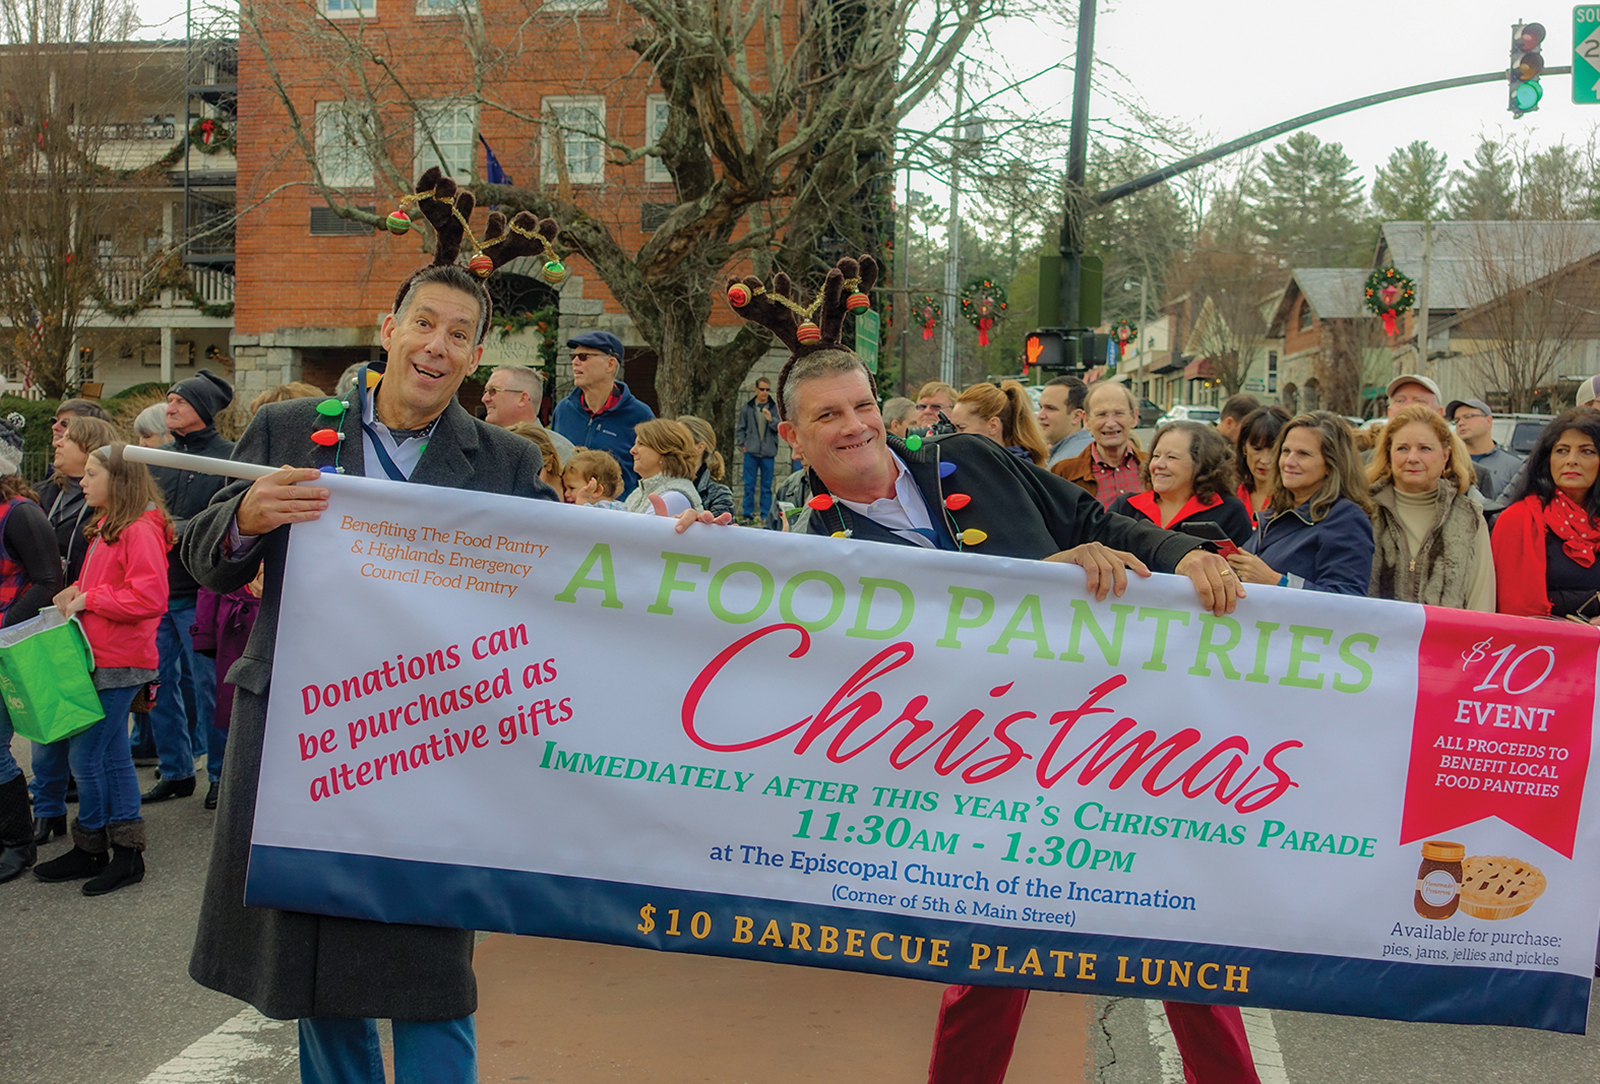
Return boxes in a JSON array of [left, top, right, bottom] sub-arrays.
[[1386, 374, 1442, 418], [1576, 376, 1600, 407], [550, 330, 655, 495], [1445, 397, 1523, 501]]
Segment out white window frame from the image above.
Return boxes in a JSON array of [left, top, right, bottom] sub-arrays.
[[540, 0, 605, 11], [541, 96, 606, 185], [415, 0, 476, 14], [414, 99, 477, 183], [322, 0, 375, 19], [315, 101, 376, 189], [644, 95, 672, 184]]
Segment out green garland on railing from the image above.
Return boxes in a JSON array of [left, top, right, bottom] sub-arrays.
[[90, 257, 233, 320]]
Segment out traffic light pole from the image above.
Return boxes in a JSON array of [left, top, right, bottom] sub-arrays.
[[1058, 0, 1097, 331], [1090, 66, 1571, 208]]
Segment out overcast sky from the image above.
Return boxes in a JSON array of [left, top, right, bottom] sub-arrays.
[[135, 0, 1600, 207]]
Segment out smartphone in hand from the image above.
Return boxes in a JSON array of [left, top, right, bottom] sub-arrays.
[[1177, 519, 1240, 558]]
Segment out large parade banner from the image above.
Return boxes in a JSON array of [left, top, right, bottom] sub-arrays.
[[243, 474, 1600, 1033]]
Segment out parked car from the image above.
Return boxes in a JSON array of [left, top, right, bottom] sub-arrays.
[[1488, 413, 1551, 456], [1137, 397, 1163, 427], [1156, 404, 1220, 427]]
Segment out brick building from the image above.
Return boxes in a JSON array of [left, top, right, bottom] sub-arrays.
[[231, 0, 813, 408]]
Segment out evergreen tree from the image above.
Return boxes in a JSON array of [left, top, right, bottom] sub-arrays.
[[1372, 141, 1447, 221], [1446, 138, 1515, 220], [1516, 142, 1596, 220], [1245, 132, 1371, 267]]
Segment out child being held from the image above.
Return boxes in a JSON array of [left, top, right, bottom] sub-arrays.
[[562, 449, 628, 511]]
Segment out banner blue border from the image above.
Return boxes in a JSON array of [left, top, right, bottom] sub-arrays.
[[247, 844, 1590, 1032]]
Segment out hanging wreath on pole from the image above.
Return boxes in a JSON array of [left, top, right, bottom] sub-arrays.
[[915, 295, 943, 341], [959, 278, 1008, 346], [1363, 267, 1416, 337], [1113, 317, 1138, 359]]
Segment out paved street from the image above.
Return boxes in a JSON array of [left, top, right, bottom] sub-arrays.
[[4, 736, 1599, 1083]]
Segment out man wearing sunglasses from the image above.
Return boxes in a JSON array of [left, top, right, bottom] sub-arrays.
[[550, 330, 655, 496]]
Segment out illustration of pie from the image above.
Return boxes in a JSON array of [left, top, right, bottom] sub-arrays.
[[1458, 855, 1547, 920]]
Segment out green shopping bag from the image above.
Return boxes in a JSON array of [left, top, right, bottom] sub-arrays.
[[0, 607, 103, 743]]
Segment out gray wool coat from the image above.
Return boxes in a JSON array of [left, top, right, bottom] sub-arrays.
[[184, 388, 555, 1021]]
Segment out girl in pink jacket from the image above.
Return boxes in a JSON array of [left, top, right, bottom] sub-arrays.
[[34, 444, 171, 897]]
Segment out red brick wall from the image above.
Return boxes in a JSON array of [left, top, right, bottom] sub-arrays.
[[236, 0, 774, 338]]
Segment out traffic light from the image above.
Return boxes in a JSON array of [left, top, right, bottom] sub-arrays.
[[1024, 329, 1066, 375], [1023, 329, 1098, 374], [1509, 21, 1545, 117]]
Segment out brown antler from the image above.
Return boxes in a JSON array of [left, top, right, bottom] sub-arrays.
[[411, 166, 474, 265], [480, 211, 562, 273]]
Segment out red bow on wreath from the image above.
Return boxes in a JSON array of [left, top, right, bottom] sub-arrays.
[[200, 118, 215, 145]]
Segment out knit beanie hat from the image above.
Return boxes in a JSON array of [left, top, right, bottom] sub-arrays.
[[169, 369, 234, 427], [0, 413, 23, 476]]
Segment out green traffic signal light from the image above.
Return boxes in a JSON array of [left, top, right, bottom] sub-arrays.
[[1509, 20, 1545, 117], [1514, 80, 1543, 111]]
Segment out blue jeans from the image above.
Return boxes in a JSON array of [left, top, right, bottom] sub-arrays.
[[298, 1016, 476, 1084], [67, 684, 142, 832], [151, 598, 212, 782], [29, 739, 69, 817], [0, 696, 17, 785], [742, 453, 775, 519]]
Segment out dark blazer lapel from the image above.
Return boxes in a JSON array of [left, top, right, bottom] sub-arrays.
[[409, 399, 478, 488]]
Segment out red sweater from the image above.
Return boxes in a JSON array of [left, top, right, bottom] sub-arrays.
[[77, 508, 170, 670], [1490, 495, 1553, 617]]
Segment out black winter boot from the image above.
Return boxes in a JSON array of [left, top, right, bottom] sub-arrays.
[[83, 820, 145, 896], [34, 820, 108, 882], [0, 775, 34, 884]]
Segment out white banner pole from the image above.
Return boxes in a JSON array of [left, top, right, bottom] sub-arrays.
[[123, 445, 279, 481]]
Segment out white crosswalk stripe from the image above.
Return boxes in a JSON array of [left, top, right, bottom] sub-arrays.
[[138, 1007, 294, 1084], [1145, 1000, 1290, 1084]]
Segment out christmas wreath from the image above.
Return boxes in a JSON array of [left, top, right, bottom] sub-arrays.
[[1364, 267, 1416, 337], [914, 295, 942, 341], [190, 118, 235, 155], [1112, 317, 1138, 358], [959, 278, 1008, 346]]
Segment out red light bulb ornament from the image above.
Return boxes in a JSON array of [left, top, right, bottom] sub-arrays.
[[807, 494, 835, 511], [311, 428, 342, 447]]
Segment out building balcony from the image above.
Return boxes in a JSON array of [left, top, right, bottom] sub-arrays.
[[97, 256, 234, 313]]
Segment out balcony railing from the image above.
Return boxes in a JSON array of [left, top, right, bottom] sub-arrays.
[[97, 256, 234, 311]]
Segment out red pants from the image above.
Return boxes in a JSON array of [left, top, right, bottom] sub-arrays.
[[926, 985, 1261, 1084]]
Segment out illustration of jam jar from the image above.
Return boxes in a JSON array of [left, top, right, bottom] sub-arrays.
[[1415, 840, 1465, 919]]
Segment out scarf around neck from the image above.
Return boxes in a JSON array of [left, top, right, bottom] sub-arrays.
[[1544, 489, 1600, 567]]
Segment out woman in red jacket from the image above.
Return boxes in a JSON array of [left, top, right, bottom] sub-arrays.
[[1492, 407, 1600, 618], [34, 444, 171, 896]]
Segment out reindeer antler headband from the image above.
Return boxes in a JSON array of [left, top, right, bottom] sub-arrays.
[[724, 254, 880, 420], [386, 168, 568, 312]]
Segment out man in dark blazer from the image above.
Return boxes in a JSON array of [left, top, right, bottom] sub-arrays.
[[184, 264, 555, 1084]]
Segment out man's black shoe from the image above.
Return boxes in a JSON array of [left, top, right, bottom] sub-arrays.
[[204, 782, 219, 810], [141, 777, 196, 803]]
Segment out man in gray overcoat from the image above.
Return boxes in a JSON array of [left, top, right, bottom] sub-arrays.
[[183, 262, 556, 1083]]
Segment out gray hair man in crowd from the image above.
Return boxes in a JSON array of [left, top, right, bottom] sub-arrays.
[[881, 397, 918, 438], [481, 365, 573, 463]]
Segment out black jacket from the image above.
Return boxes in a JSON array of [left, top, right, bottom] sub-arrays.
[[803, 432, 1202, 571], [36, 475, 94, 584], [149, 425, 236, 599]]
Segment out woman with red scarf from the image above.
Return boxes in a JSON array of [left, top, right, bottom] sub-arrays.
[[1491, 407, 1600, 618]]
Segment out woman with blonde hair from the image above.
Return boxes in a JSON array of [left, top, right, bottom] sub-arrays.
[[624, 419, 705, 516], [1226, 412, 1374, 595], [948, 381, 1049, 466], [677, 416, 736, 518], [1366, 404, 1493, 610]]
